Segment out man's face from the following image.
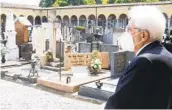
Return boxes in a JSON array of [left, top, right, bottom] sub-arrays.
[[126, 23, 149, 53], [128, 24, 142, 46]]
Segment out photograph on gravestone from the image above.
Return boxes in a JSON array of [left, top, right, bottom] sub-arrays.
[[71, 66, 90, 78]]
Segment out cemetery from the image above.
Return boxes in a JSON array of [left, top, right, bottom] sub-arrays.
[[1, 2, 172, 109], [2, 6, 171, 101]]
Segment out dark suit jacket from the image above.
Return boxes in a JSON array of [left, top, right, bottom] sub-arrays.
[[105, 41, 172, 109], [162, 42, 172, 53]]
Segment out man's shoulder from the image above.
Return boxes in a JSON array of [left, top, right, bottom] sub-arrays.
[[130, 56, 152, 66], [125, 56, 152, 73]]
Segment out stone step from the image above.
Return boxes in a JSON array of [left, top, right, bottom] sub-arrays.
[[78, 78, 119, 101], [41, 66, 65, 72], [1, 72, 37, 83], [0, 61, 30, 68]]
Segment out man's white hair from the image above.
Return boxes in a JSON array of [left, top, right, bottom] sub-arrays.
[[128, 6, 166, 41]]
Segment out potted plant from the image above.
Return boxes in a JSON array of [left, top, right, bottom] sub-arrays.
[[90, 50, 102, 75], [44, 50, 54, 64]]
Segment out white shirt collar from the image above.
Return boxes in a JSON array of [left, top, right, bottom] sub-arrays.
[[136, 42, 152, 56]]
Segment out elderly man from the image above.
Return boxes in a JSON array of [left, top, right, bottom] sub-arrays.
[[105, 6, 172, 109]]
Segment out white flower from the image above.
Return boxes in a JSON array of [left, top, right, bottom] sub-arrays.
[[91, 58, 102, 70], [95, 59, 101, 64], [93, 64, 98, 69]]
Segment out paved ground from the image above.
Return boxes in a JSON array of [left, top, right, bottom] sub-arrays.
[[0, 79, 104, 110]]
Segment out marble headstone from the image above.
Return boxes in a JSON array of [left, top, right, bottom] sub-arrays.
[[110, 51, 135, 78]]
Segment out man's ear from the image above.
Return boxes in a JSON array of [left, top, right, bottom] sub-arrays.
[[142, 31, 149, 42]]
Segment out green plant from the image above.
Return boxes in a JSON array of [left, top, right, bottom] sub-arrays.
[[45, 50, 54, 62], [76, 26, 85, 31]]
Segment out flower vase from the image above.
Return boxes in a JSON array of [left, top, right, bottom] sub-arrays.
[[91, 69, 99, 75]]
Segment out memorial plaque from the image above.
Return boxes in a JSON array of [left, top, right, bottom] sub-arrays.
[[64, 52, 110, 70], [71, 66, 90, 78], [64, 53, 92, 70]]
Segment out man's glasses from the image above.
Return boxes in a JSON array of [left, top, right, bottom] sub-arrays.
[[125, 26, 143, 32]]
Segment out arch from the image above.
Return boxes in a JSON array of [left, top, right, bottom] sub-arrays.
[[118, 14, 128, 29], [71, 15, 78, 26], [108, 14, 116, 28], [27, 15, 33, 25], [42, 16, 48, 23], [88, 15, 96, 26], [79, 15, 87, 27], [170, 15, 172, 27], [63, 15, 69, 26], [20, 15, 24, 17], [98, 14, 106, 27], [56, 15, 62, 23], [163, 13, 168, 27], [35, 16, 41, 25]]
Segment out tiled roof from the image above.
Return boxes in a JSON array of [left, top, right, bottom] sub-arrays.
[[0, 2, 40, 9]]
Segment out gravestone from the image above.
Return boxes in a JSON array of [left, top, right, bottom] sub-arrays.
[[64, 53, 92, 70], [78, 42, 119, 54], [100, 44, 119, 53], [56, 41, 64, 61], [78, 42, 91, 53], [91, 41, 102, 51], [103, 33, 113, 44], [110, 51, 135, 78], [71, 66, 90, 78], [20, 43, 33, 60]]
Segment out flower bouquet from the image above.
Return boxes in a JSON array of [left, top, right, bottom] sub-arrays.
[[90, 50, 102, 75]]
